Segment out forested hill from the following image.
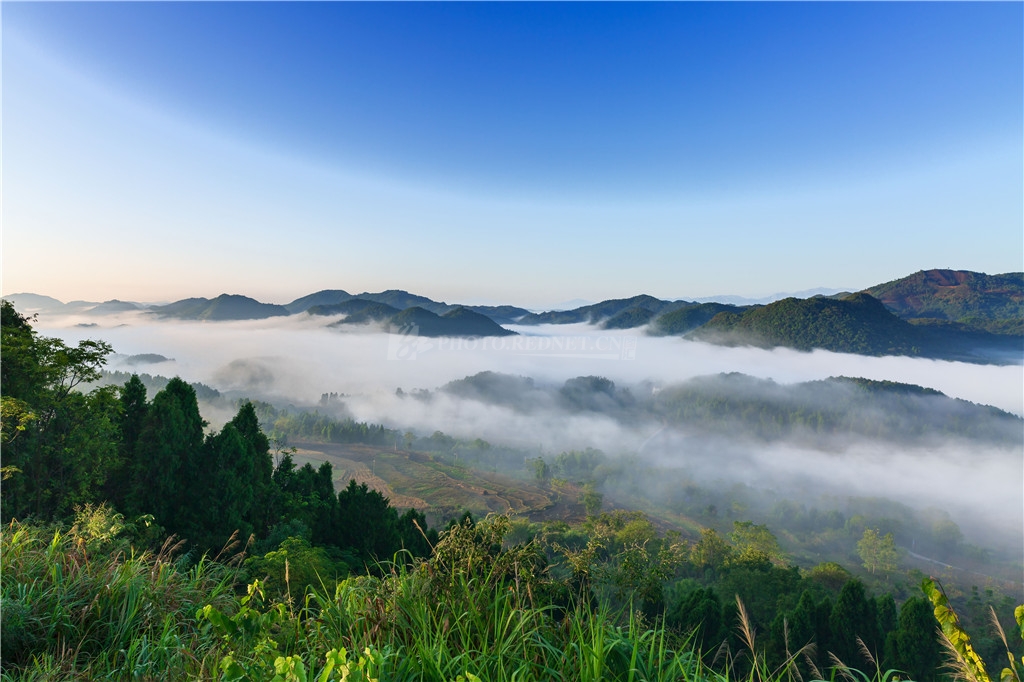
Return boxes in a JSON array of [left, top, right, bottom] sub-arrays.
[[652, 372, 1023, 446], [863, 269, 1024, 334], [289, 289, 531, 323], [687, 292, 1021, 361], [516, 294, 685, 325], [689, 293, 921, 355], [409, 369, 1023, 447], [149, 294, 289, 321], [6, 267, 1022, 356], [385, 306, 518, 337]]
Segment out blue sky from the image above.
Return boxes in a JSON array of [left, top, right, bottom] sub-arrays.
[[3, 2, 1021, 308]]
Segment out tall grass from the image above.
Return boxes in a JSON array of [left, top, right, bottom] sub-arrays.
[[3, 510, 947, 682], [1, 506, 235, 680]]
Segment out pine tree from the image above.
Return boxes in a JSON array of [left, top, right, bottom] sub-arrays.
[[105, 375, 148, 510], [129, 378, 205, 536], [830, 580, 877, 667], [227, 402, 273, 535], [891, 596, 941, 682]]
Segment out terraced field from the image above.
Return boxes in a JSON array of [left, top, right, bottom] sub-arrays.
[[289, 441, 583, 524]]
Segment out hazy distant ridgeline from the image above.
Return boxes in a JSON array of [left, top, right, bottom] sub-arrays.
[[89, 362, 1024, 453], [416, 370, 1023, 448], [4, 268, 1022, 359], [651, 372, 1023, 446]]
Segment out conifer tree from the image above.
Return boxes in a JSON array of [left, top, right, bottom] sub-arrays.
[[130, 378, 205, 536], [830, 580, 877, 667], [228, 402, 274, 535], [891, 596, 941, 682]]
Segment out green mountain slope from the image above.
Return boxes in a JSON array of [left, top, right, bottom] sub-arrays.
[[328, 302, 403, 325], [602, 306, 657, 329], [150, 294, 289, 320], [290, 289, 528, 324], [650, 302, 746, 335], [461, 305, 531, 325], [653, 372, 1023, 445], [284, 289, 352, 314], [519, 294, 681, 325], [686, 293, 1021, 361], [863, 269, 1024, 334], [441, 307, 519, 336], [84, 300, 142, 315], [1, 293, 77, 315], [690, 293, 920, 355], [384, 306, 517, 337], [310, 298, 400, 319], [357, 290, 453, 315]]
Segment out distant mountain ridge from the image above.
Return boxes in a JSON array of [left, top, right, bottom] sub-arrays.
[[517, 295, 686, 325], [690, 293, 923, 355], [149, 294, 289, 321], [5, 268, 1020, 358], [862, 269, 1024, 334]]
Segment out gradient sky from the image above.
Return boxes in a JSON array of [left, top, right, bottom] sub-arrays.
[[3, 2, 1021, 308]]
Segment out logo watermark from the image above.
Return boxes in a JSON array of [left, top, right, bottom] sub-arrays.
[[386, 325, 637, 361]]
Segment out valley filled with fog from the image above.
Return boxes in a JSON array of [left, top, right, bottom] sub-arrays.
[[39, 311, 1024, 560]]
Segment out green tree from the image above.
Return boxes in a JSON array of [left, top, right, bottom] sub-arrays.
[[227, 402, 274, 536], [890, 596, 941, 682], [530, 456, 550, 482], [197, 423, 257, 550], [397, 507, 437, 559], [335, 479, 399, 568], [244, 536, 344, 600], [129, 378, 206, 536], [667, 587, 724, 652], [806, 561, 851, 593], [1, 302, 43, 403], [776, 590, 833, 676], [933, 519, 964, 554], [830, 580, 878, 667], [105, 374, 148, 510], [729, 520, 785, 565], [857, 528, 899, 575], [580, 483, 603, 517], [689, 527, 734, 574], [0, 302, 118, 520], [875, 593, 898, 668]]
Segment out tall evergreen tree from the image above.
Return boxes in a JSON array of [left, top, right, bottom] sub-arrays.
[[891, 596, 941, 682], [129, 378, 205, 536], [105, 374, 148, 510], [197, 424, 256, 550], [874, 593, 898, 668], [335, 479, 399, 566], [228, 402, 273, 535], [667, 587, 724, 652], [830, 580, 877, 667], [775, 590, 823, 675]]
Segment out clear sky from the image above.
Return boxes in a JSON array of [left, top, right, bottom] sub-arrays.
[[3, 2, 1021, 308]]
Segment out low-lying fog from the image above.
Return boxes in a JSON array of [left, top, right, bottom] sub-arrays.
[[46, 314, 1024, 415], [41, 312, 1024, 550]]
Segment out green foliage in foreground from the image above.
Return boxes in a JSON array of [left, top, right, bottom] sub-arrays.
[[1, 506, 236, 678], [0, 510, 716, 681], [5, 508, 1022, 682]]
